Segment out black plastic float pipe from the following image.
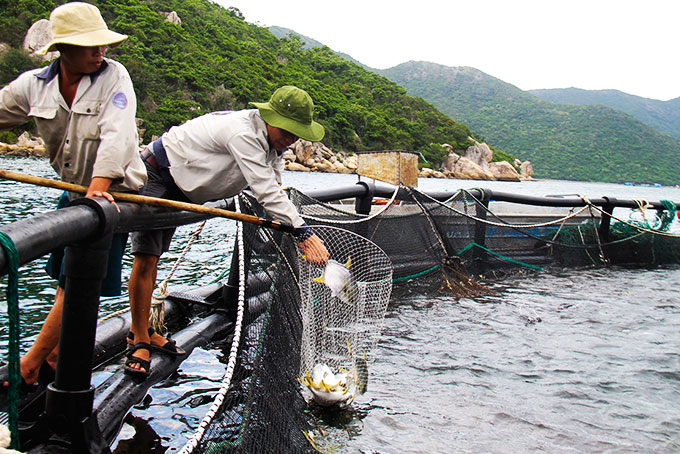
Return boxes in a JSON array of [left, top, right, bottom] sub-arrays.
[[423, 188, 680, 210], [0, 170, 296, 234], [0, 205, 99, 276], [94, 311, 234, 445], [354, 180, 375, 215], [44, 197, 119, 452], [0, 199, 231, 276], [114, 198, 232, 233]]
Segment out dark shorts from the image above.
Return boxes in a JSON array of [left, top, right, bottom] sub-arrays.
[[45, 192, 127, 296], [130, 162, 190, 257]]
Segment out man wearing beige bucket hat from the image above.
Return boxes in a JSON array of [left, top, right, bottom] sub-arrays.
[[0, 2, 146, 388], [123, 85, 330, 376]]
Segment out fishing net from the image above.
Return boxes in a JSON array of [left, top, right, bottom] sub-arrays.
[[288, 187, 579, 283], [183, 195, 311, 454], [184, 188, 680, 454], [549, 200, 680, 265], [183, 200, 392, 454], [298, 226, 392, 408]]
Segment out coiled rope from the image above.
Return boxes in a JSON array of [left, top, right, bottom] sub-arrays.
[[178, 198, 246, 454], [0, 232, 21, 450]]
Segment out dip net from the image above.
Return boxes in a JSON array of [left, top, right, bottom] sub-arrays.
[[298, 226, 392, 407]]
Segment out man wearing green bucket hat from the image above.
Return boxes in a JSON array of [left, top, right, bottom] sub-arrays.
[[123, 86, 330, 377]]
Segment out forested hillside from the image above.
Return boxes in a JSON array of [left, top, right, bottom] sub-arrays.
[[529, 88, 680, 139], [380, 61, 680, 185], [0, 0, 477, 166]]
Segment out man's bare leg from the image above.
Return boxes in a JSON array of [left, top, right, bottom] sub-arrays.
[[126, 253, 159, 372], [12, 286, 64, 385]]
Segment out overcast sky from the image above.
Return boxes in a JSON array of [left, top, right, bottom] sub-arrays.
[[217, 0, 679, 101]]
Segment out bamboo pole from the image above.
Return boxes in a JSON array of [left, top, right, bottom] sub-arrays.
[[0, 169, 297, 233]]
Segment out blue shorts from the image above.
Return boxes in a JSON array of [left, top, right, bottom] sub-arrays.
[[45, 192, 128, 296]]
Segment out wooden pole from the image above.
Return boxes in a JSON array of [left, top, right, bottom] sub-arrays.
[[0, 169, 297, 233]]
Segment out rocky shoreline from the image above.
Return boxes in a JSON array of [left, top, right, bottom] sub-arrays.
[[1, 132, 533, 181]]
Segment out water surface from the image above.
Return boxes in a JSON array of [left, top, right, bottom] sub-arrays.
[[1, 156, 680, 453]]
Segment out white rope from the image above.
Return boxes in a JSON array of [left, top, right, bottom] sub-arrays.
[[179, 198, 247, 454], [300, 184, 400, 224], [414, 187, 593, 229]]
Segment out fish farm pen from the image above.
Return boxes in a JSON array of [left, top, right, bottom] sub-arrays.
[[0, 176, 679, 453]]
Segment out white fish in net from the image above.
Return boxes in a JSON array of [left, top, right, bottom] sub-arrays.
[[300, 363, 356, 408], [312, 257, 358, 305]]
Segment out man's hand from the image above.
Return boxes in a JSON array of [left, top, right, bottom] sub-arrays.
[[85, 176, 119, 211], [297, 233, 329, 264]]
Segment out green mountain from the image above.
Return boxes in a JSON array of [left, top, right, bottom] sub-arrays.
[[0, 0, 475, 165], [378, 61, 680, 185], [268, 26, 365, 68], [529, 88, 680, 139]]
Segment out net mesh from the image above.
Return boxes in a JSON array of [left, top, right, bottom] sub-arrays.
[[187, 188, 679, 453], [192, 195, 311, 454]]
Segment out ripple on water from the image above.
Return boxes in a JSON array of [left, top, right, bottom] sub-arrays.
[[4, 157, 680, 453]]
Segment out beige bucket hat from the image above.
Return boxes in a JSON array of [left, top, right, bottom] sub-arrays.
[[37, 2, 127, 55]]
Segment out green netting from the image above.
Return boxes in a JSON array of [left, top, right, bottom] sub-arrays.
[[549, 201, 680, 266]]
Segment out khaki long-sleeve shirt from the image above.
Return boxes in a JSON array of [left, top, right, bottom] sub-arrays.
[[0, 57, 146, 192], [161, 109, 304, 227]]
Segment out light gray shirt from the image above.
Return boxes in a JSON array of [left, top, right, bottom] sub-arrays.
[[161, 109, 304, 227], [0, 58, 146, 192]]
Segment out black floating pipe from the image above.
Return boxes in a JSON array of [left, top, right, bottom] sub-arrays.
[[303, 182, 679, 211], [113, 198, 232, 234], [354, 181, 375, 215], [598, 197, 616, 242], [45, 197, 118, 453], [421, 187, 680, 211], [302, 181, 369, 202], [94, 312, 233, 445], [0, 198, 233, 276], [0, 205, 99, 275]]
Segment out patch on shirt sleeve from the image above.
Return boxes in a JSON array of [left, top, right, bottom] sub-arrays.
[[112, 91, 128, 110]]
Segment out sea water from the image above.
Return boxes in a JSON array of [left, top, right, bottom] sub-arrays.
[[1, 156, 680, 453]]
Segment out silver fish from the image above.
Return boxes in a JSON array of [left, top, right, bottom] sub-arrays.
[[313, 257, 359, 305], [300, 363, 356, 408]]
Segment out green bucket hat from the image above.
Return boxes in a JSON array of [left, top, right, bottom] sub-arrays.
[[250, 86, 325, 142]]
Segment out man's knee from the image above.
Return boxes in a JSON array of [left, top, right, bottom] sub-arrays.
[[131, 253, 159, 277]]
